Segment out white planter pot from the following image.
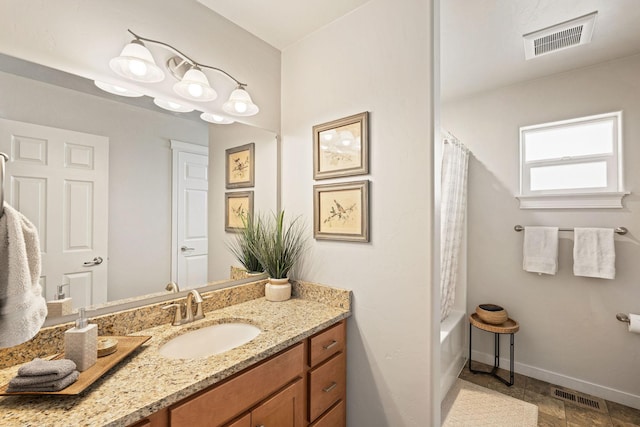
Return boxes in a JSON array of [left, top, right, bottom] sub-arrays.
[[265, 278, 291, 302]]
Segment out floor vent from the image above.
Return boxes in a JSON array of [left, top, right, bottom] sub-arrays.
[[523, 11, 597, 59], [550, 386, 607, 413]]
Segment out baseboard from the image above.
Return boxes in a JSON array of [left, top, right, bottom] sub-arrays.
[[471, 350, 640, 410]]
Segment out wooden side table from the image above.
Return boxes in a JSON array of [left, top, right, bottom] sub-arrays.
[[468, 313, 520, 386]]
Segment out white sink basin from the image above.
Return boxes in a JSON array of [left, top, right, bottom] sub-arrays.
[[158, 322, 261, 359]]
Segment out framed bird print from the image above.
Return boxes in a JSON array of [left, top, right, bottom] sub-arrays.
[[313, 112, 369, 180], [225, 191, 254, 232], [226, 143, 255, 189], [313, 180, 369, 242]]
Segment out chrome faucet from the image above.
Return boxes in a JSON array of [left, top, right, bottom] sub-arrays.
[[185, 289, 204, 323]]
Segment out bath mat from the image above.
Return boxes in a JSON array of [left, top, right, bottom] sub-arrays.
[[442, 379, 538, 426]]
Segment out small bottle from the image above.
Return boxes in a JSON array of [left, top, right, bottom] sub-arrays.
[[46, 285, 73, 317], [64, 308, 97, 371]]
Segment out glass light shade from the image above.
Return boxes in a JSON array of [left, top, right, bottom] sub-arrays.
[[109, 41, 164, 83], [200, 112, 234, 124], [222, 87, 259, 117], [94, 80, 143, 97], [153, 98, 194, 113], [173, 68, 217, 102]]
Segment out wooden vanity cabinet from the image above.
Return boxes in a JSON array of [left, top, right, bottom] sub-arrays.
[[307, 321, 347, 427], [128, 321, 346, 427], [170, 343, 303, 427]]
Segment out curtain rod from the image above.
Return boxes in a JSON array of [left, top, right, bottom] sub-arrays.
[[514, 225, 628, 235]]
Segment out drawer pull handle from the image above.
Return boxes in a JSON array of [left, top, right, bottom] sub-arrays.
[[323, 340, 338, 350], [323, 382, 337, 393]]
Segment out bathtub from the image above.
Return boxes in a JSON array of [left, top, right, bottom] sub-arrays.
[[440, 309, 467, 400]]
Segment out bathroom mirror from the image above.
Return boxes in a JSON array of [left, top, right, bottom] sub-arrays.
[[0, 53, 278, 325]]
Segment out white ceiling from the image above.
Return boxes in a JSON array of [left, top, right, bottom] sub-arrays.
[[196, 0, 371, 50], [440, 0, 640, 101], [198, 0, 640, 101]]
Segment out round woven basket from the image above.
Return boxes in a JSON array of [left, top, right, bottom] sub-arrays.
[[475, 304, 508, 325]]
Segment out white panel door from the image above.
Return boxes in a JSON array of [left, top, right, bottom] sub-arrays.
[[175, 150, 208, 289], [0, 118, 108, 308]]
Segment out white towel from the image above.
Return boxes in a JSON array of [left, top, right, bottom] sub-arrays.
[[523, 226, 559, 275], [0, 202, 48, 348], [573, 228, 615, 279]]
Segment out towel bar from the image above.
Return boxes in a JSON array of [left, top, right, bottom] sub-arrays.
[[514, 224, 628, 235]]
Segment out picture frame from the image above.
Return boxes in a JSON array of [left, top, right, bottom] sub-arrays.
[[225, 143, 255, 189], [313, 180, 369, 242], [225, 191, 254, 232], [313, 111, 369, 180]]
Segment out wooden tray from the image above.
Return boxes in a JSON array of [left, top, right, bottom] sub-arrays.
[[0, 335, 151, 396]]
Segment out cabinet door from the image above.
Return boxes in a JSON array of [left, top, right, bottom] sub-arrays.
[[170, 344, 303, 426], [251, 380, 304, 427], [224, 413, 251, 427]]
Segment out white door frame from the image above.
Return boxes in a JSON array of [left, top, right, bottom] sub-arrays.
[[170, 140, 208, 284]]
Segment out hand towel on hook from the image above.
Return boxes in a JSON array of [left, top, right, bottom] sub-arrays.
[[573, 228, 615, 280], [0, 202, 48, 348], [523, 226, 559, 275]]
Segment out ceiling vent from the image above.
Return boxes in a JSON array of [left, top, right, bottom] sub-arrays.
[[523, 11, 598, 60]]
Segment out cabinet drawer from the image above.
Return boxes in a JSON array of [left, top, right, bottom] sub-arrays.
[[308, 352, 346, 421], [309, 321, 345, 367], [309, 400, 345, 427], [170, 343, 303, 427]]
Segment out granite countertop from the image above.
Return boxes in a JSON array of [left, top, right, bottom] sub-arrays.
[[0, 294, 350, 427]]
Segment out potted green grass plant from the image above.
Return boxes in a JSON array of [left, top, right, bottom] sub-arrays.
[[250, 210, 307, 301], [226, 214, 264, 276]]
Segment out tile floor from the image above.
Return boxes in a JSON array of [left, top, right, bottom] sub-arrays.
[[458, 361, 640, 427]]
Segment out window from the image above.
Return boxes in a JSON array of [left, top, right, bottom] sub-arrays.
[[517, 112, 628, 209]]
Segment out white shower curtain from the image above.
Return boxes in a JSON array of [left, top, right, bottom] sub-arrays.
[[440, 135, 469, 321]]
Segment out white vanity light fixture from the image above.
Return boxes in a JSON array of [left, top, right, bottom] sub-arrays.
[[94, 80, 144, 97], [173, 67, 217, 102], [109, 40, 165, 83], [200, 112, 234, 124], [153, 97, 195, 113], [102, 29, 260, 117], [222, 85, 259, 116]]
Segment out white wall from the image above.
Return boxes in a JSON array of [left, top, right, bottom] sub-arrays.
[[281, 0, 436, 424], [208, 123, 278, 279], [0, 70, 208, 301], [442, 54, 640, 408]]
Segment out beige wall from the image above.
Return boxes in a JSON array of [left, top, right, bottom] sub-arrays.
[[442, 54, 640, 408], [281, 0, 437, 424]]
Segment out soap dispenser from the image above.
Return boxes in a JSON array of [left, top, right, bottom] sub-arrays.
[[64, 308, 97, 371], [46, 284, 73, 317]]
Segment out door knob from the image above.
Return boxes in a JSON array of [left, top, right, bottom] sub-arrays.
[[83, 256, 103, 267], [181, 246, 195, 252]]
